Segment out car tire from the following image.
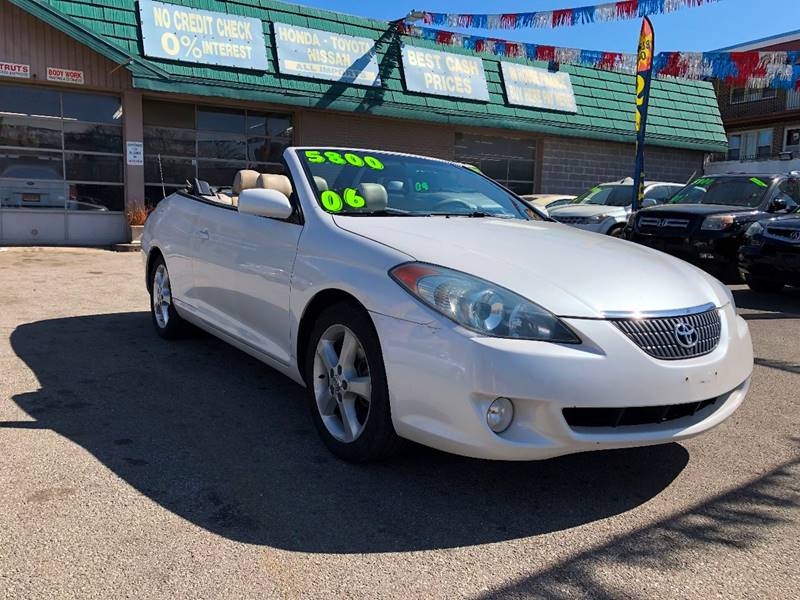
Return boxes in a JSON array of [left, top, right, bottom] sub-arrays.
[[304, 302, 403, 462], [150, 256, 187, 339], [608, 224, 626, 238], [745, 275, 784, 294]]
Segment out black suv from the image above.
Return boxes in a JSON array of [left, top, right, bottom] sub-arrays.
[[627, 174, 800, 281], [738, 214, 800, 293]]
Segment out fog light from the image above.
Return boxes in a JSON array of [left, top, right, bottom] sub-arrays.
[[487, 397, 514, 433]]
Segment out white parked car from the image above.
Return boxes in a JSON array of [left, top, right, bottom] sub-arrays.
[[143, 148, 753, 462], [521, 194, 576, 216], [549, 178, 685, 237]]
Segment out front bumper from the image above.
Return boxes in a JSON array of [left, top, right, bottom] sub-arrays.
[[371, 303, 753, 460], [739, 243, 800, 285], [632, 234, 740, 275]]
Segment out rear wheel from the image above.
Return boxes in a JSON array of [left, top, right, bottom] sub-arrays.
[[305, 303, 402, 462], [150, 257, 187, 338], [745, 275, 784, 293]]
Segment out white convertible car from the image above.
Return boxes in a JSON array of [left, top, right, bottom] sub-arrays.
[[143, 147, 753, 462]]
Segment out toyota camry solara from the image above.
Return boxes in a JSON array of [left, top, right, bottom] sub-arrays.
[[142, 147, 753, 462]]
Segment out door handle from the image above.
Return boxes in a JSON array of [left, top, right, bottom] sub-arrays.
[[197, 228, 209, 240]]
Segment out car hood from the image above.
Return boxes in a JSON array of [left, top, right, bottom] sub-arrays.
[[549, 204, 628, 217], [641, 203, 758, 216], [759, 214, 800, 228], [333, 216, 729, 318]]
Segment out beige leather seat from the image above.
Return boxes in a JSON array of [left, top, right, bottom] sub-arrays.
[[256, 173, 293, 198], [357, 183, 388, 211], [313, 176, 328, 193], [230, 169, 260, 207]]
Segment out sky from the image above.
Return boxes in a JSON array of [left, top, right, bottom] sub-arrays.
[[292, 0, 799, 54]]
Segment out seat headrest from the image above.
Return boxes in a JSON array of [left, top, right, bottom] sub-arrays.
[[313, 176, 329, 193], [358, 183, 388, 211], [257, 174, 293, 198], [232, 170, 260, 195]]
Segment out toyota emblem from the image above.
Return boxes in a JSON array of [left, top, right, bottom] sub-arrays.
[[674, 321, 699, 349]]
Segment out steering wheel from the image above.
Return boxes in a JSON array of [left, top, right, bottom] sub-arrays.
[[431, 199, 475, 212]]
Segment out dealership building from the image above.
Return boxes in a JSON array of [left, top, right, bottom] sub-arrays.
[[0, 0, 727, 245]]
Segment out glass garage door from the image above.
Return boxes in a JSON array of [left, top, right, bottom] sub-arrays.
[[454, 133, 537, 195], [0, 83, 124, 243], [142, 100, 293, 207]]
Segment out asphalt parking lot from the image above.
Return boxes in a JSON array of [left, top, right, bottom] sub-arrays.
[[1, 247, 798, 599]]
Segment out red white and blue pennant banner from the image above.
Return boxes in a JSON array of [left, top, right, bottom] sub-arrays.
[[397, 23, 800, 90], [416, 0, 721, 30]]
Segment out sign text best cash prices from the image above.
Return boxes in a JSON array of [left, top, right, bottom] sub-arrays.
[[273, 23, 381, 86], [401, 45, 489, 101], [138, 0, 268, 70]]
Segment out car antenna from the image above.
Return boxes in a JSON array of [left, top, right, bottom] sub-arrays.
[[158, 153, 166, 199]]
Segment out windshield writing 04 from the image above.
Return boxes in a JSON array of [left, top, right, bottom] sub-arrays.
[[670, 177, 770, 208], [299, 149, 530, 219]]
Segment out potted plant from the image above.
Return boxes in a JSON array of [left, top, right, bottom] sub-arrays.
[[126, 205, 148, 244]]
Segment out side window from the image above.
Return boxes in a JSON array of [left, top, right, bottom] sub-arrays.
[[776, 179, 800, 211], [644, 186, 670, 202]]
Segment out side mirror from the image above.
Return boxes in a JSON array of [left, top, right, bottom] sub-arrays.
[[641, 198, 658, 208], [238, 188, 293, 220], [768, 195, 788, 213]]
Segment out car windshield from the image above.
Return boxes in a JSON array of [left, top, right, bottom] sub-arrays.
[[298, 149, 530, 219], [670, 176, 771, 208], [574, 185, 632, 207]]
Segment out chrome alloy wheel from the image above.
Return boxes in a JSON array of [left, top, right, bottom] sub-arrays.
[[153, 264, 172, 329], [312, 324, 372, 443]]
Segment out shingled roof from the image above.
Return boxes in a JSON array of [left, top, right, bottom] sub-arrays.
[[9, 0, 727, 151]]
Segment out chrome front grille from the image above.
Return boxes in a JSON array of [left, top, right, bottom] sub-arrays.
[[638, 216, 691, 229], [611, 307, 722, 360]]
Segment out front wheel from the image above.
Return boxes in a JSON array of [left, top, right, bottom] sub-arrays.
[[607, 224, 626, 238], [745, 274, 784, 293], [150, 257, 187, 338], [305, 302, 402, 462]]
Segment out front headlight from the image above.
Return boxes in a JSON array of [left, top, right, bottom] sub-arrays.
[[587, 214, 611, 224], [745, 221, 764, 237], [390, 263, 580, 343], [701, 214, 737, 231]]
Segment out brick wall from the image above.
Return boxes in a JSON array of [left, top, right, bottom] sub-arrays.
[[296, 110, 456, 160], [539, 137, 705, 195], [717, 81, 787, 121]]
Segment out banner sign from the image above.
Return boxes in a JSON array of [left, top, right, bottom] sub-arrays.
[[273, 23, 381, 86], [501, 63, 577, 112], [401, 45, 489, 101], [138, 0, 268, 71], [46, 67, 84, 85], [400, 23, 800, 91], [412, 0, 721, 31], [0, 62, 30, 79], [632, 17, 655, 211]]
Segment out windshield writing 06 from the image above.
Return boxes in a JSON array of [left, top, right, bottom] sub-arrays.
[[670, 177, 770, 208], [299, 149, 530, 219]]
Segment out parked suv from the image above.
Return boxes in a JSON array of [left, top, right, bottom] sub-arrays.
[[549, 178, 684, 237], [738, 213, 800, 293], [628, 174, 800, 281]]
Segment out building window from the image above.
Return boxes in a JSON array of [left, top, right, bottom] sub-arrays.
[[0, 83, 124, 211], [730, 87, 778, 104], [142, 100, 293, 206], [727, 129, 773, 161], [784, 126, 800, 153], [454, 133, 536, 195]]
